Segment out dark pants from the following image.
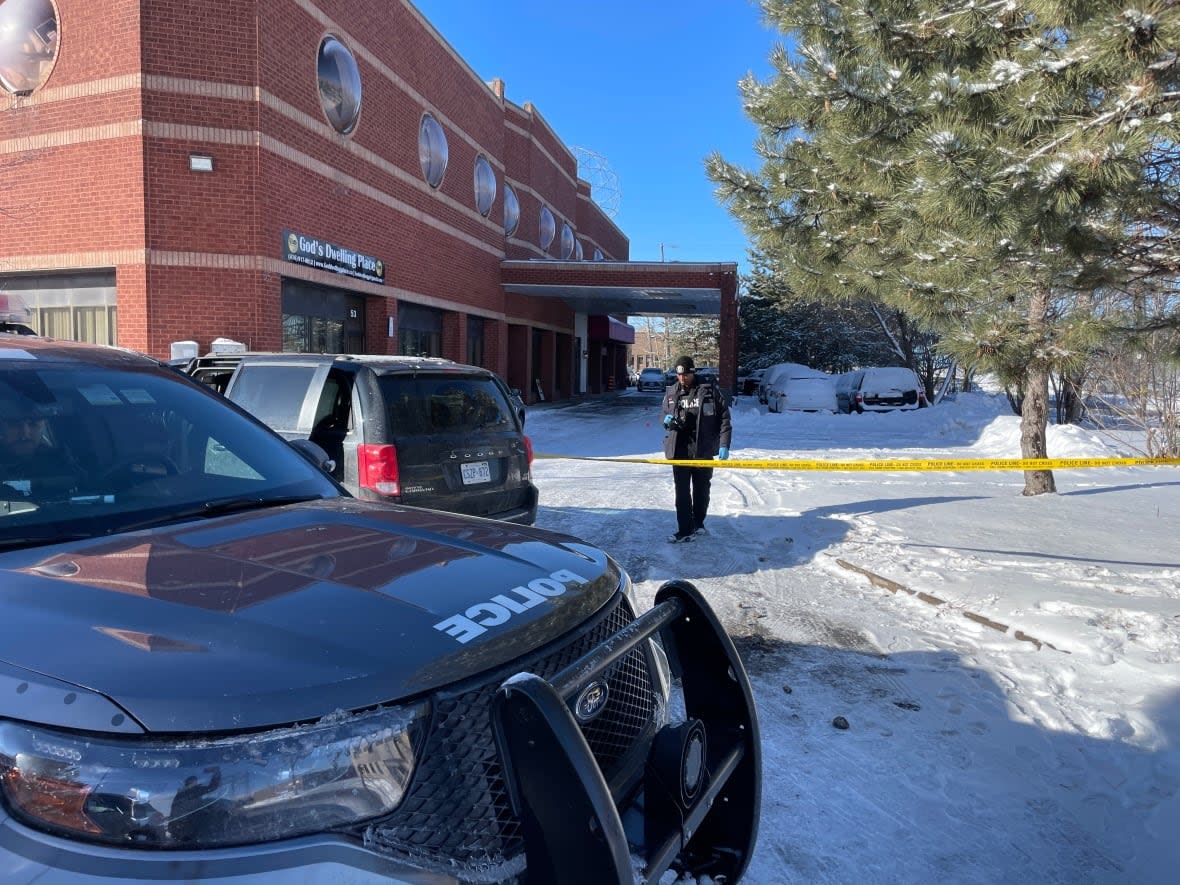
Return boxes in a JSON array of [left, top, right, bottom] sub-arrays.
[[672, 465, 713, 536]]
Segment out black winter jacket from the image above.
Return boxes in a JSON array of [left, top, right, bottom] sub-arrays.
[[661, 380, 732, 460]]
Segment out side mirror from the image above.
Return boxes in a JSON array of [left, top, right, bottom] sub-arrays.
[[509, 388, 526, 428], [289, 438, 336, 475]]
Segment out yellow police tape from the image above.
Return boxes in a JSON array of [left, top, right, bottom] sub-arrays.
[[534, 453, 1180, 471]]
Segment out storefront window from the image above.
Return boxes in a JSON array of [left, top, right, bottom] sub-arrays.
[[0, 0, 58, 95], [398, 301, 443, 357], [317, 35, 362, 135]]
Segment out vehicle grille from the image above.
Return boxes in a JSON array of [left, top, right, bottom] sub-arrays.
[[363, 593, 657, 879]]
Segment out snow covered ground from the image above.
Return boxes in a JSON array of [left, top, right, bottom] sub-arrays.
[[524, 385, 1180, 884]]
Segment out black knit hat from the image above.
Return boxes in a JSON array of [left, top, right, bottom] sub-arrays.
[[673, 355, 695, 373]]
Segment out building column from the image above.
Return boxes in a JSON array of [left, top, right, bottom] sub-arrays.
[[719, 270, 740, 396], [367, 297, 396, 354], [442, 311, 466, 363]]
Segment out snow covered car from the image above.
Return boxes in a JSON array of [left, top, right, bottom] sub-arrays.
[[0, 337, 760, 885], [845, 367, 926, 413], [762, 363, 837, 413]]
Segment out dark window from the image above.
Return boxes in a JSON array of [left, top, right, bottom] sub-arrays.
[[467, 316, 484, 366], [397, 302, 443, 358], [380, 376, 512, 438]]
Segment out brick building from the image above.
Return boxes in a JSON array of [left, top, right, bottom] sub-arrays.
[[0, 0, 737, 401]]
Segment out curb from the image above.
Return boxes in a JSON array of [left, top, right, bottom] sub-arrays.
[[833, 558, 1067, 654]]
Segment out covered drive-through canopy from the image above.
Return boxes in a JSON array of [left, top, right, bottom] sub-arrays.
[[500, 260, 739, 394]]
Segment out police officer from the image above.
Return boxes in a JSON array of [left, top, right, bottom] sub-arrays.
[[661, 355, 731, 542]]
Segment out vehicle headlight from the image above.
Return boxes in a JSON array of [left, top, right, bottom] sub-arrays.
[[0, 701, 429, 849]]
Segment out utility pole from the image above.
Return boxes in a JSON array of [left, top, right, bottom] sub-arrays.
[[658, 242, 678, 262]]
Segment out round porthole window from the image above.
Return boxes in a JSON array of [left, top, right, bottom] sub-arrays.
[[539, 206, 556, 252], [317, 35, 362, 134], [474, 155, 496, 217], [503, 185, 520, 237], [560, 223, 575, 259], [0, 0, 59, 96], [419, 113, 449, 189]]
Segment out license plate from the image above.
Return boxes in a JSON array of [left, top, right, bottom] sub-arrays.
[[460, 460, 492, 485]]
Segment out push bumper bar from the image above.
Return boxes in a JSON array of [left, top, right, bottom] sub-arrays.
[[492, 580, 761, 884]]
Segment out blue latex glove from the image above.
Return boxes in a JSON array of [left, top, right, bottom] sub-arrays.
[[663, 414, 673, 428], [717, 446, 730, 460]]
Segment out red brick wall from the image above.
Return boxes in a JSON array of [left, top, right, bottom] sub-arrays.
[[2, 0, 644, 384]]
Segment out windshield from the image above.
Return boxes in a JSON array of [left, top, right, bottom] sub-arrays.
[[1, 358, 340, 547]]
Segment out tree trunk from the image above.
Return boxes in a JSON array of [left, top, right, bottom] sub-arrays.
[[1020, 290, 1056, 495]]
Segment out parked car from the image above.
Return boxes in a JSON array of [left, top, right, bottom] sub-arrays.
[[768, 376, 838, 413], [187, 352, 537, 524], [741, 368, 765, 397], [835, 369, 865, 414], [761, 363, 837, 412], [843, 367, 927, 413], [0, 335, 761, 885], [636, 366, 667, 392]]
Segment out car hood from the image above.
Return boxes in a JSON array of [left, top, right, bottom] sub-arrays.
[[0, 499, 621, 734]]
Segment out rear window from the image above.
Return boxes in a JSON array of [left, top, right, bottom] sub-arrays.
[[863, 368, 918, 388], [380, 375, 515, 437]]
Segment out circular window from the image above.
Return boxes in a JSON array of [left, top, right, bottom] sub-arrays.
[[419, 113, 449, 188], [539, 206, 556, 252], [0, 0, 59, 96], [317, 35, 362, 134], [560, 223, 575, 259], [503, 185, 520, 237], [575, 239, 584, 261], [594, 248, 604, 261], [474, 155, 496, 217]]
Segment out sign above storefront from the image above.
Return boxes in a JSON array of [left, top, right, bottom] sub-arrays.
[[282, 230, 385, 284]]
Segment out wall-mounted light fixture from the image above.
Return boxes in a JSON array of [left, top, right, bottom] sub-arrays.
[[189, 154, 214, 173]]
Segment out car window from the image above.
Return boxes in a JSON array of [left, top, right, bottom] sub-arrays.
[[229, 364, 319, 430], [380, 375, 515, 437], [0, 362, 337, 545], [862, 368, 918, 388]]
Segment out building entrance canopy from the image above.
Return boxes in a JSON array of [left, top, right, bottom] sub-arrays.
[[500, 260, 735, 317], [500, 259, 740, 392]]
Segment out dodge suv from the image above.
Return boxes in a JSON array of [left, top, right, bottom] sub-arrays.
[[186, 353, 538, 524], [0, 336, 760, 884]]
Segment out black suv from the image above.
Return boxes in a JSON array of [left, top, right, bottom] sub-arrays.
[[0, 336, 760, 884], [186, 353, 538, 524]]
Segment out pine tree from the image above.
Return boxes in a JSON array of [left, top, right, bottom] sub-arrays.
[[708, 0, 1179, 494]]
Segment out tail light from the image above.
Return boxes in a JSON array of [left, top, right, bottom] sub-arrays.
[[358, 443, 399, 496], [523, 435, 534, 466], [854, 392, 863, 407], [918, 390, 927, 406]]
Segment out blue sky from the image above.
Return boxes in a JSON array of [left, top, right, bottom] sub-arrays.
[[410, 0, 780, 275]]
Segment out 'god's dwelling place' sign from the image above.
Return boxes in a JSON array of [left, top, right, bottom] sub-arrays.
[[282, 230, 385, 284]]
